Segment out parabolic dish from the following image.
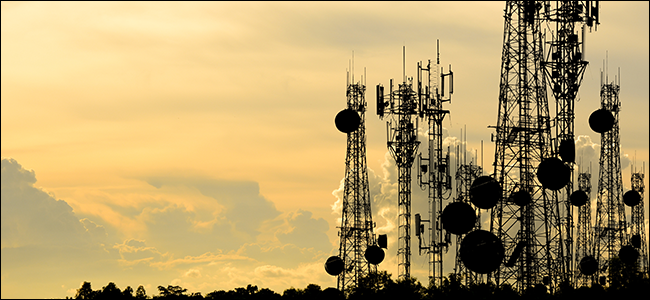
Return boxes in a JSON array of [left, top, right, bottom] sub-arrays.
[[537, 157, 570, 191], [324, 256, 344, 276], [441, 202, 476, 235], [578, 256, 598, 276], [623, 190, 641, 207], [459, 230, 504, 274], [570, 190, 589, 207], [470, 176, 502, 209], [589, 108, 615, 134], [510, 190, 532, 207], [335, 109, 361, 133], [364, 245, 385, 265]]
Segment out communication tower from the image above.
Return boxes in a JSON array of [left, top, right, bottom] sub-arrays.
[[452, 129, 484, 286], [489, 1, 565, 292], [414, 42, 454, 286], [592, 67, 627, 286], [573, 169, 595, 286], [629, 166, 648, 276], [326, 64, 384, 290], [376, 48, 421, 280], [543, 1, 599, 282]]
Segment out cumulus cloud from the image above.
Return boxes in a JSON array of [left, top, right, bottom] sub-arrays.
[[276, 210, 330, 252], [1, 158, 91, 248], [143, 176, 281, 241]]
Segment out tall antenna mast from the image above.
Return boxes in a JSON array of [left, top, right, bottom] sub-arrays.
[[543, 0, 599, 286], [326, 57, 384, 290], [489, 1, 564, 292], [592, 60, 627, 287], [414, 40, 454, 286], [377, 47, 422, 280]]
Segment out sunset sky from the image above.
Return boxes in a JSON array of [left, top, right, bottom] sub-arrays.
[[1, 2, 648, 298]]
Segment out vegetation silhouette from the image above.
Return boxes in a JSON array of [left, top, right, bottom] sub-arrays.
[[69, 265, 648, 299]]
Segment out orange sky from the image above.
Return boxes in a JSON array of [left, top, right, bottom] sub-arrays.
[[2, 2, 648, 298]]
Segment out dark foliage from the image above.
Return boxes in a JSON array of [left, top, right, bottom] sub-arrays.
[[68, 266, 649, 299]]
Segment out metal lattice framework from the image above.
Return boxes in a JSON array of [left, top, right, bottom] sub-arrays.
[[414, 47, 453, 286], [453, 152, 483, 286], [337, 75, 377, 290], [489, 1, 565, 292], [593, 74, 627, 285], [377, 70, 420, 280], [543, 1, 599, 283], [630, 169, 648, 276], [574, 171, 594, 286]]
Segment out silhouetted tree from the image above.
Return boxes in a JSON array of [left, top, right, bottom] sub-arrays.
[[204, 290, 226, 300], [282, 287, 305, 300], [98, 282, 122, 299], [135, 285, 148, 299], [123, 286, 134, 298], [75, 281, 95, 300], [253, 288, 281, 300], [347, 270, 394, 299], [156, 285, 188, 298]]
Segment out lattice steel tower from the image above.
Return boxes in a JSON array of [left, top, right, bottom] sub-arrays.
[[593, 69, 627, 285], [489, 1, 565, 292], [452, 132, 483, 286], [629, 166, 648, 276], [543, 1, 599, 283], [377, 49, 420, 280], [414, 43, 453, 286], [574, 169, 595, 287], [330, 67, 381, 291]]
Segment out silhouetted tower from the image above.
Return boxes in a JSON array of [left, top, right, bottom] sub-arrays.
[[592, 68, 627, 286], [489, 1, 566, 292], [327, 66, 384, 290], [377, 48, 420, 280], [629, 166, 648, 276], [543, 1, 599, 282], [414, 42, 453, 286], [452, 129, 484, 286], [574, 169, 595, 286]]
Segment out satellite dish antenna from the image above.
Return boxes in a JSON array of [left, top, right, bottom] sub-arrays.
[[335, 109, 361, 133], [470, 176, 502, 209]]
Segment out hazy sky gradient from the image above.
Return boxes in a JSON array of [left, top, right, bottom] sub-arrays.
[[1, 2, 648, 298]]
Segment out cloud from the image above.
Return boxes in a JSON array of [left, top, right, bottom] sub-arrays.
[[1, 158, 90, 248], [276, 210, 330, 252], [184, 268, 201, 278], [143, 176, 281, 241], [575, 135, 599, 169]]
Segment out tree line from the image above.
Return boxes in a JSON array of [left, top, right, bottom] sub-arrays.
[[69, 259, 648, 300]]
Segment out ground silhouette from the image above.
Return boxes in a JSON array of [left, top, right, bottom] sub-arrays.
[[68, 266, 648, 299]]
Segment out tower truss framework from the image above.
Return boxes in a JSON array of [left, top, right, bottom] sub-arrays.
[[489, 1, 565, 292], [630, 169, 648, 276], [337, 73, 377, 290], [574, 171, 594, 286], [377, 68, 420, 280], [414, 45, 454, 286], [453, 139, 484, 286], [593, 73, 627, 285], [543, 1, 599, 283]]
